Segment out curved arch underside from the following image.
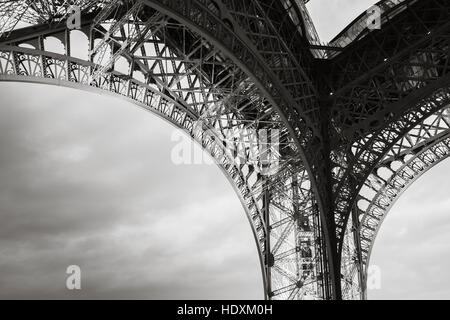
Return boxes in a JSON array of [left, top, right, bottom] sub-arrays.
[[1, 0, 450, 300]]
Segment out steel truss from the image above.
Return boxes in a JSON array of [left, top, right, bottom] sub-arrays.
[[0, 0, 449, 300]]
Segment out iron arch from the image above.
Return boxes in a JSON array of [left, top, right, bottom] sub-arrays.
[[341, 104, 450, 299]]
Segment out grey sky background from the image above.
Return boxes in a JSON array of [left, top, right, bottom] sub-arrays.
[[369, 162, 450, 299], [0, 0, 449, 300]]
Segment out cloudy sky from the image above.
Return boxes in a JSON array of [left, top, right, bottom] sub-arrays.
[[369, 162, 450, 300], [0, 83, 262, 299], [0, 0, 448, 300]]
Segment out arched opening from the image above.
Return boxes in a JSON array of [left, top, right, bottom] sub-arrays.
[[69, 30, 89, 61], [0, 82, 262, 299], [369, 159, 450, 299]]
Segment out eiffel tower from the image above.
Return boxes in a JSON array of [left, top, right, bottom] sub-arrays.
[[1, 0, 449, 300]]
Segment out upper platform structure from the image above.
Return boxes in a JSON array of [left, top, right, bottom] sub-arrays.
[[0, 0, 449, 300], [331, 0, 412, 48]]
